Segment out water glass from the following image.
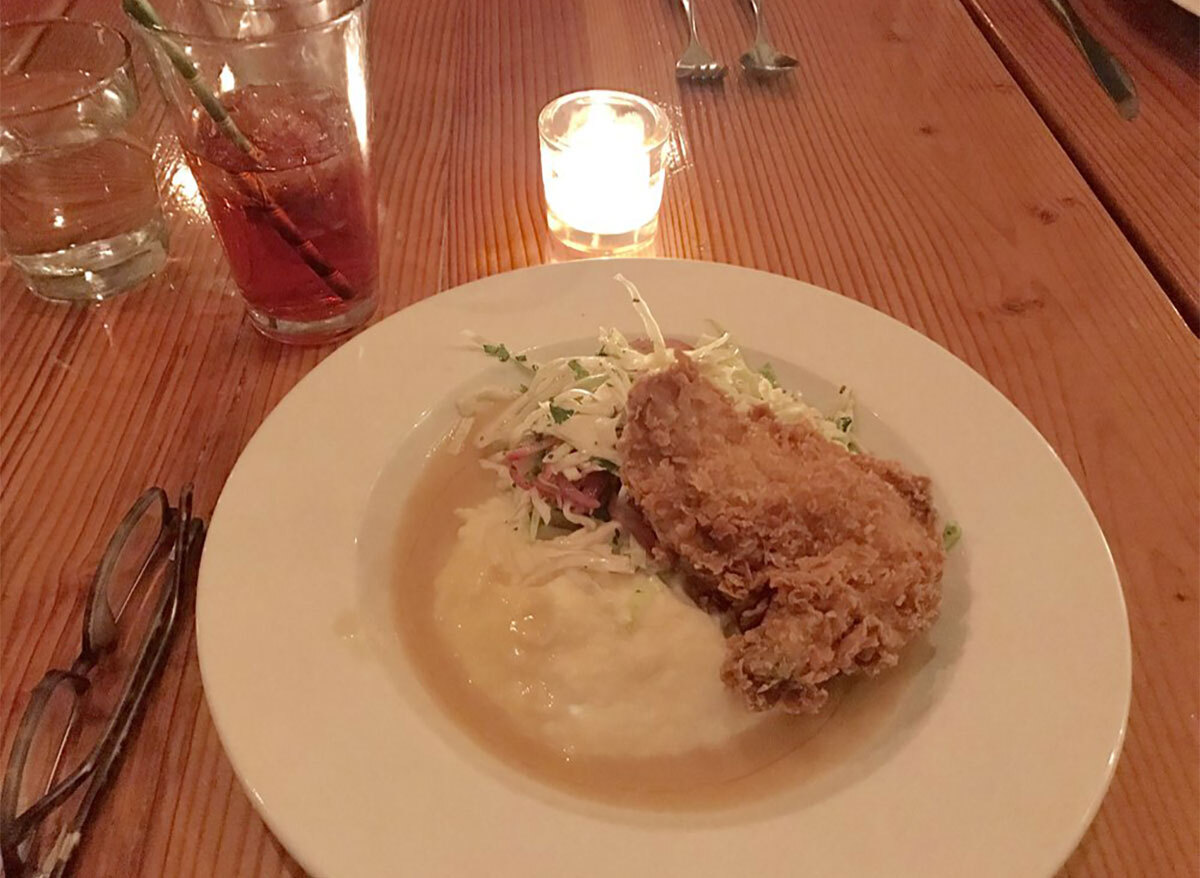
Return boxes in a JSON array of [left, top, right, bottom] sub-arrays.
[[0, 20, 168, 303], [128, 0, 378, 345]]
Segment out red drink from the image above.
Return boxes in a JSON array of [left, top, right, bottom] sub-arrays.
[[185, 84, 377, 342]]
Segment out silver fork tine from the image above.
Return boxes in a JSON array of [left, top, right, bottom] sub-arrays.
[[675, 0, 727, 81]]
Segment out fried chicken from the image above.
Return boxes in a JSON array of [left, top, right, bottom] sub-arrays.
[[618, 357, 944, 714]]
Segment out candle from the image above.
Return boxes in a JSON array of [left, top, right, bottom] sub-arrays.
[[538, 90, 670, 254]]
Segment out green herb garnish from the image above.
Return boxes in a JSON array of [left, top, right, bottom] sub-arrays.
[[835, 415, 853, 433], [482, 342, 510, 362], [759, 362, 779, 387], [593, 457, 619, 473], [942, 522, 962, 551], [568, 359, 589, 380], [549, 403, 574, 424]]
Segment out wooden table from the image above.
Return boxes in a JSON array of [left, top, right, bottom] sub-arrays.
[[2, 0, 1196, 875], [963, 0, 1200, 329]]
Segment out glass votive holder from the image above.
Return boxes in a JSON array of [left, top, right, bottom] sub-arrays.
[[538, 90, 671, 256]]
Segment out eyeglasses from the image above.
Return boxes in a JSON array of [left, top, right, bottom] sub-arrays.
[[1, 486, 204, 878]]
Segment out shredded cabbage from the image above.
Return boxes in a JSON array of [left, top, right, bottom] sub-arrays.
[[460, 275, 856, 534]]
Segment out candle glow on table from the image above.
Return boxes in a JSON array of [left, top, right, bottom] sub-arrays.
[[538, 90, 670, 254]]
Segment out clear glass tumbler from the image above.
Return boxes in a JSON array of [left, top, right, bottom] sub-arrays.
[[0, 20, 168, 303], [198, 0, 349, 39], [128, 0, 377, 345]]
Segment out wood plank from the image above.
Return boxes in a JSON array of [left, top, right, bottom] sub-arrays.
[[1, 1, 1196, 876], [961, 0, 1200, 329]]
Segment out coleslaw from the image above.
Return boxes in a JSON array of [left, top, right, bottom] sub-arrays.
[[455, 276, 857, 548]]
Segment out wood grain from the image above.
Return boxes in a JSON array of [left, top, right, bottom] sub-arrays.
[[2, 0, 1197, 876], [960, 0, 1200, 329]]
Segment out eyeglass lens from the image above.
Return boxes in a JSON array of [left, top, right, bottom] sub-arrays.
[[11, 675, 85, 872], [86, 491, 170, 653]]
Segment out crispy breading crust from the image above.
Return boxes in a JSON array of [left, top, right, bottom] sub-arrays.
[[618, 357, 944, 713]]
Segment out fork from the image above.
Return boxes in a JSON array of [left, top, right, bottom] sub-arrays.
[[740, 0, 798, 79], [675, 0, 727, 82]]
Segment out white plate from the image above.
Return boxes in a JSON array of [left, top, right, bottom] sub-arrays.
[[198, 259, 1130, 878], [1169, 0, 1199, 16]]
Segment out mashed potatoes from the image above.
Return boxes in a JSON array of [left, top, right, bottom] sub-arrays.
[[432, 497, 767, 759]]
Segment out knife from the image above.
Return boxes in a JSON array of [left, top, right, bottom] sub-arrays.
[[1046, 0, 1139, 120]]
